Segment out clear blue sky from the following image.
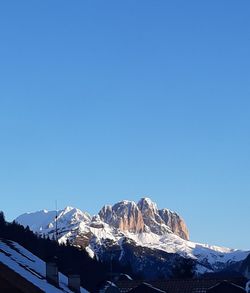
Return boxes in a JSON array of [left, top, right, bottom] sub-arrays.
[[0, 1, 249, 249]]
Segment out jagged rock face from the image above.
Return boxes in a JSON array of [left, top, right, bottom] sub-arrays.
[[138, 198, 189, 240], [137, 198, 172, 236], [16, 198, 189, 242], [98, 201, 145, 233], [159, 208, 189, 240], [99, 198, 189, 240]]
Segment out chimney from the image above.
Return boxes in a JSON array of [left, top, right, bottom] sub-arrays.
[[46, 262, 59, 286], [68, 274, 81, 293], [245, 266, 250, 279]]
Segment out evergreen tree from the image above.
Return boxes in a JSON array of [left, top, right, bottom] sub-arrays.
[[0, 211, 109, 292]]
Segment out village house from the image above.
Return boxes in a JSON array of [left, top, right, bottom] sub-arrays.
[[0, 239, 89, 293]]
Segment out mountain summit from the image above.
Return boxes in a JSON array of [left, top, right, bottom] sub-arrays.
[[15, 197, 249, 279], [98, 198, 189, 240]]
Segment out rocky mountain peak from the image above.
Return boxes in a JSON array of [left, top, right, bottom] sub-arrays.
[[98, 205, 113, 223], [159, 208, 189, 240], [16, 197, 189, 241], [14, 198, 249, 279], [137, 197, 158, 216], [98, 200, 144, 233], [98, 197, 189, 240], [137, 197, 171, 236], [136, 197, 189, 240]]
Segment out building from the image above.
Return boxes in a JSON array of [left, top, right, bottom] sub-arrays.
[[115, 278, 248, 293], [129, 282, 166, 293], [0, 238, 89, 293], [206, 281, 246, 293]]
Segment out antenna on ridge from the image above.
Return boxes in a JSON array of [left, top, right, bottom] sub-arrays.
[[55, 200, 58, 242]]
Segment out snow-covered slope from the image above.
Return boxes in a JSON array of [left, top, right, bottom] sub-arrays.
[[0, 239, 89, 293], [15, 198, 250, 277], [16, 206, 91, 243]]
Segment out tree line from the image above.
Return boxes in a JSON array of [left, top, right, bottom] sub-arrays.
[[0, 211, 108, 292]]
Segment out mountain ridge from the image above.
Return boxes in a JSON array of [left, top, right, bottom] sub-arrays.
[[15, 197, 250, 279]]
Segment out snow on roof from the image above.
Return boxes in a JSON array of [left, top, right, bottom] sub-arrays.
[[0, 239, 89, 293], [206, 280, 246, 292], [131, 282, 166, 292]]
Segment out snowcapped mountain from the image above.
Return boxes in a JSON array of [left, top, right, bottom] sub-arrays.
[[98, 198, 189, 239], [15, 198, 249, 279]]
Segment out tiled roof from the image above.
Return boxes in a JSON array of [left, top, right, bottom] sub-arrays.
[[0, 239, 88, 293], [115, 278, 247, 293], [206, 280, 245, 293], [129, 282, 166, 293]]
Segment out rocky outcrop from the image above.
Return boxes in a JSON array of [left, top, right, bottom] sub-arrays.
[[98, 201, 145, 233], [137, 198, 189, 240], [98, 198, 189, 240], [159, 208, 189, 240], [137, 198, 172, 235]]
